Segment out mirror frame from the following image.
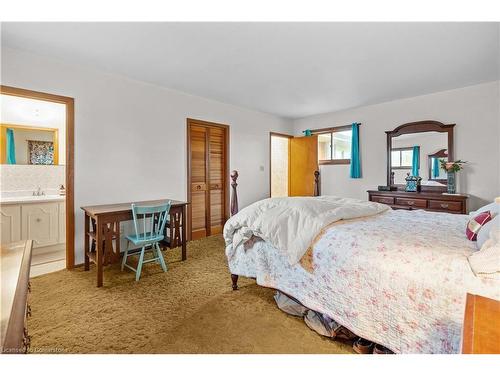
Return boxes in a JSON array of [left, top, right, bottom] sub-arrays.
[[386, 120, 455, 192], [428, 148, 448, 183]]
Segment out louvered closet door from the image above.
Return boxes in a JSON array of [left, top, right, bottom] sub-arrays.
[[208, 127, 225, 235], [188, 120, 228, 241], [190, 125, 209, 240]]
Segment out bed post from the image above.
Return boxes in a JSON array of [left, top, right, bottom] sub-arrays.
[[314, 170, 320, 197], [230, 170, 239, 290], [231, 274, 239, 291], [230, 170, 239, 216]]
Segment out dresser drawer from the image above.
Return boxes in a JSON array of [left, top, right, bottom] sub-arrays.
[[428, 200, 462, 212], [395, 197, 427, 208], [371, 195, 394, 205]]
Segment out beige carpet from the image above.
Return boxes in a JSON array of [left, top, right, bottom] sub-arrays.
[[28, 235, 353, 354]]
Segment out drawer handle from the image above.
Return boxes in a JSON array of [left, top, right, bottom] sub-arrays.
[[407, 201, 415, 205], [23, 329, 31, 353], [36, 218, 41, 222], [440, 203, 449, 208], [196, 185, 201, 190]]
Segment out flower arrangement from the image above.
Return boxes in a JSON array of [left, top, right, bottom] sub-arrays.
[[440, 159, 467, 173]]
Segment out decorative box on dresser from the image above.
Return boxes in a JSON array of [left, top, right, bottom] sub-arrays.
[[1, 240, 33, 354], [367, 190, 468, 214]]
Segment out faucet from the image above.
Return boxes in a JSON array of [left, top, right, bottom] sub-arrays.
[[33, 186, 45, 196]]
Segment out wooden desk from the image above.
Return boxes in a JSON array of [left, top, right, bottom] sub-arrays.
[[81, 199, 188, 287], [462, 293, 500, 354]]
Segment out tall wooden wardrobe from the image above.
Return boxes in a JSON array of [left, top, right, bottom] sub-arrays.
[[187, 119, 229, 240]]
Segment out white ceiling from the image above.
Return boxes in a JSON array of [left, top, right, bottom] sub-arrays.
[[1, 22, 499, 119]]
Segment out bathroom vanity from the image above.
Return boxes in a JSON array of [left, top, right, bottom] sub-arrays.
[[0, 195, 65, 251]]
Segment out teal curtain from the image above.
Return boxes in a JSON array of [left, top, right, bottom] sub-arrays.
[[6, 128, 16, 165], [411, 146, 420, 176], [432, 157, 440, 178], [350, 123, 361, 178]]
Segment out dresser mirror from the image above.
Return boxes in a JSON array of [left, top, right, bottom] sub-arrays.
[[386, 121, 454, 192]]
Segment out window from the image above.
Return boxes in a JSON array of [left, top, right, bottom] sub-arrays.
[[391, 147, 413, 168], [316, 126, 352, 164]]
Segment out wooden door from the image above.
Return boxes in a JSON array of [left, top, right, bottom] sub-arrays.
[[189, 124, 209, 240], [289, 135, 318, 196], [187, 119, 229, 240], [208, 127, 225, 235]]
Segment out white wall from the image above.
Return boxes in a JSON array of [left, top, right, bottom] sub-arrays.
[[1, 94, 66, 164], [294, 81, 500, 211], [1, 46, 292, 264]]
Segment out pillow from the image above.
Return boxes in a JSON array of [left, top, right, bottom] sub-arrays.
[[466, 211, 492, 241], [468, 225, 500, 279], [469, 202, 499, 218], [477, 215, 498, 249]]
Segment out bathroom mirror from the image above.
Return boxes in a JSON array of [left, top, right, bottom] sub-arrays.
[[386, 121, 454, 192], [0, 124, 59, 165]]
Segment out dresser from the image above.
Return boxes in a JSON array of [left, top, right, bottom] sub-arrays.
[[367, 190, 468, 214], [462, 293, 500, 354], [1, 240, 33, 354]]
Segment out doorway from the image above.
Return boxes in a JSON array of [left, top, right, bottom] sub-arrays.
[[186, 118, 229, 241], [0, 85, 75, 271], [270, 132, 291, 197]]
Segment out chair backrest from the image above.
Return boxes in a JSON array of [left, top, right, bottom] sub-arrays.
[[131, 201, 172, 241]]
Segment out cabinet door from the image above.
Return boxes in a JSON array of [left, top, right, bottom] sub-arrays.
[[58, 201, 66, 244], [21, 203, 59, 248], [0, 205, 21, 244]]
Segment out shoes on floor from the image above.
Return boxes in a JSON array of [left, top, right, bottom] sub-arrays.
[[373, 344, 394, 354], [353, 338, 374, 354]]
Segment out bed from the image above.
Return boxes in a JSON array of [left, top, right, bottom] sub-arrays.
[[223, 196, 500, 354]]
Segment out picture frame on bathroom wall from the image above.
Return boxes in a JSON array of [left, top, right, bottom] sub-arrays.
[[28, 140, 55, 165]]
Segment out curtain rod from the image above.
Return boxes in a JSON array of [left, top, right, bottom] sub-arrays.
[[310, 122, 361, 134]]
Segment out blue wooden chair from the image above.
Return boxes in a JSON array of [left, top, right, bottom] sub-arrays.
[[121, 201, 171, 281]]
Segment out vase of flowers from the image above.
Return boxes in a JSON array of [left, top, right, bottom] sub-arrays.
[[440, 160, 467, 194]]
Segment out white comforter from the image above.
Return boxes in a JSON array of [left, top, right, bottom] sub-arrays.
[[225, 204, 500, 353], [223, 196, 389, 265]]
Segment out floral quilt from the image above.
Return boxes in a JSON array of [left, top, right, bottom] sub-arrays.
[[226, 209, 500, 353]]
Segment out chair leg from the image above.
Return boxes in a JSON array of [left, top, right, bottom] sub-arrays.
[[155, 243, 168, 272], [121, 241, 129, 271], [136, 246, 145, 281]]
